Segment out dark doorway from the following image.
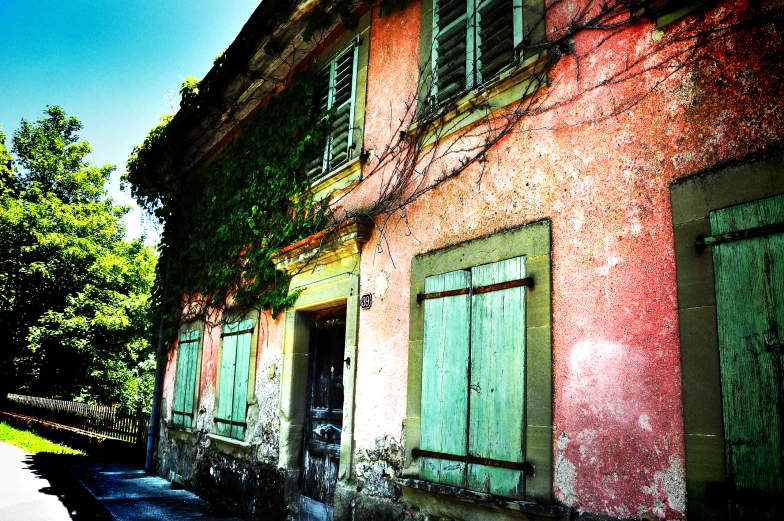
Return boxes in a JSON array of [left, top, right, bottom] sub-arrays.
[[299, 305, 346, 521]]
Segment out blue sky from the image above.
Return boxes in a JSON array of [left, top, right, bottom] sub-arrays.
[[0, 0, 261, 242]]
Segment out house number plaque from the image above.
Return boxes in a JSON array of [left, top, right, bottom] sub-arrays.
[[360, 293, 372, 310]]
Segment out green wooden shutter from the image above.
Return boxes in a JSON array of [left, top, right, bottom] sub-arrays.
[[327, 41, 358, 172], [231, 326, 253, 439], [420, 269, 471, 487], [306, 67, 332, 179], [173, 330, 200, 428], [468, 256, 526, 499], [711, 194, 784, 520], [172, 342, 188, 426], [182, 337, 199, 429], [475, 0, 516, 83], [305, 40, 358, 179], [216, 330, 238, 437], [216, 319, 254, 439], [432, 0, 471, 104]]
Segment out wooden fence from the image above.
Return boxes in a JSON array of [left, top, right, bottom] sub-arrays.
[[4, 393, 150, 445]]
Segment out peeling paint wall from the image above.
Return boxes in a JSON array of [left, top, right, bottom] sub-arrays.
[[351, 0, 784, 520], [156, 1, 784, 520]]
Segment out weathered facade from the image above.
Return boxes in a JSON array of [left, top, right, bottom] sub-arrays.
[[153, 1, 784, 520]]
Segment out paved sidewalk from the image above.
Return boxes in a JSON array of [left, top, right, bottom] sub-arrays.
[[68, 462, 242, 521], [0, 441, 74, 521]]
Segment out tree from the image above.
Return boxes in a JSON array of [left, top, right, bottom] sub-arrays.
[[0, 107, 157, 410]]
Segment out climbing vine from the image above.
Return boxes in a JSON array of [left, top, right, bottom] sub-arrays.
[[125, 72, 329, 334]]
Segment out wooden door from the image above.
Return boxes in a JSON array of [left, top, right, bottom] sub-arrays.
[[300, 307, 346, 521], [711, 194, 784, 520]]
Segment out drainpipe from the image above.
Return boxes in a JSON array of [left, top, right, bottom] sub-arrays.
[[146, 253, 171, 473]]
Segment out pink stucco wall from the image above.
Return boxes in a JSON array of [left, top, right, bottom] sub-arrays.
[[348, 0, 784, 519], [160, 1, 784, 518]]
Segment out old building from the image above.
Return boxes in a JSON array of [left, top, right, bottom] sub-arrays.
[[147, 1, 784, 520]]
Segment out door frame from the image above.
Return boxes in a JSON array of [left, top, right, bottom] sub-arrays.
[[274, 219, 372, 515], [670, 151, 784, 520]]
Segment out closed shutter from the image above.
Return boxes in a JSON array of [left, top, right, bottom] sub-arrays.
[[468, 256, 526, 499], [306, 40, 359, 179], [215, 319, 254, 439], [173, 330, 200, 428], [432, 0, 471, 104], [432, 0, 528, 102], [475, 0, 516, 83], [231, 325, 253, 440], [418, 257, 529, 498], [711, 194, 784, 518], [420, 270, 471, 487]]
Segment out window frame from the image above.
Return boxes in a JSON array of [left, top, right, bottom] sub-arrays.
[[670, 153, 784, 520], [403, 220, 554, 509], [306, 11, 371, 201], [213, 309, 259, 441], [171, 321, 204, 429]]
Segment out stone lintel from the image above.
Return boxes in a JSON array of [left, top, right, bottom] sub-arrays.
[[272, 217, 374, 273]]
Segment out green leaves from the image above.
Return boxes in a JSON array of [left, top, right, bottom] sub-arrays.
[[1, 107, 157, 410], [127, 72, 330, 337], [12, 106, 110, 204]]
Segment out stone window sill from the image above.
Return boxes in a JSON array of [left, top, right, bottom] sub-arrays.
[[408, 52, 550, 147], [167, 424, 197, 442], [207, 432, 253, 456], [397, 478, 570, 521], [309, 156, 363, 202]]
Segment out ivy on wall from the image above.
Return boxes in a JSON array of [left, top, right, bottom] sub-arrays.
[[125, 72, 329, 333]]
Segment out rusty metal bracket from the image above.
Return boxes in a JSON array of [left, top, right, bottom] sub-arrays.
[[696, 221, 784, 249], [417, 277, 534, 303], [220, 328, 254, 338], [411, 448, 534, 475], [213, 418, 247, 427]]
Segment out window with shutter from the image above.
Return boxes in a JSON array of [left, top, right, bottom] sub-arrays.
[[172, 328, 201, 428], [306, 39, 360, 180], [419, 256, 529, 499], [215, 317, 256, 440], [405, 222, 554, 512], [431, 0, 529, 105]]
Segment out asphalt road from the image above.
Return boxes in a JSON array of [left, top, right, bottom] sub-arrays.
[[0, 441, 73, 521]]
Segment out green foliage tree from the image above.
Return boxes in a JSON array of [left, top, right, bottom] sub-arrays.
[[0, 107, 157, 410]]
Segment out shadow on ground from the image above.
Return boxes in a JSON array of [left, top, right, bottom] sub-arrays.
[[24, 453, 111, 520]]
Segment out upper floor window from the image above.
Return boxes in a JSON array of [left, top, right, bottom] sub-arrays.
[[306, 40, 360, 179], [430, 0, 541, 105]]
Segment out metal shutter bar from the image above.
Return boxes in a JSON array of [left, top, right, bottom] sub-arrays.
[[221, 327, 254, 338], [417, 276, 534, 302], [696, 222, 784, 247], [213, 418, 247, 427], [412, 448, 534, 475]]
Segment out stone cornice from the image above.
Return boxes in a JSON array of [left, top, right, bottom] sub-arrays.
[[271, 217, 374, 273]]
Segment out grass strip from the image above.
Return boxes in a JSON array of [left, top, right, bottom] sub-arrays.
[[0, 421, 85, 455]]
